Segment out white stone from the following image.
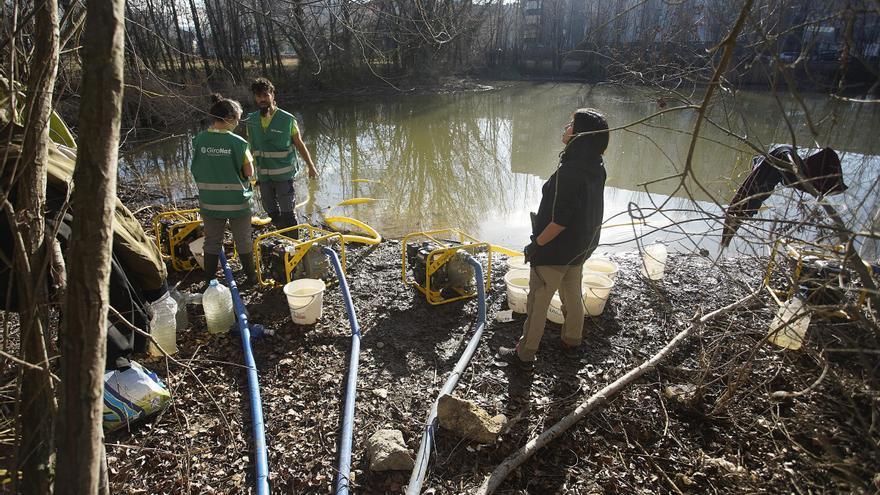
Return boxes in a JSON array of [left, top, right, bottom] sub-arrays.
[[437, 394, 507, 444], [367, 429, 414, 471]]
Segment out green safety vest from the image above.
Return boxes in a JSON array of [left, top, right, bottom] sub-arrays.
[[190, 130, 253, 218], [245, 109, 299, 182]]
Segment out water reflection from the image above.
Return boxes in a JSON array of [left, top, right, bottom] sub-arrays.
[[120, 83, 880, 258]]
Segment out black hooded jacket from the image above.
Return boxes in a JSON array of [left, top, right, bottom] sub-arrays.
[[529, 135, 607, 266]]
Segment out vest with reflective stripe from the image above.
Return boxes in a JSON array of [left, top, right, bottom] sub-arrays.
[[190, 130, 253, 218], [245, 109, 299, 182]]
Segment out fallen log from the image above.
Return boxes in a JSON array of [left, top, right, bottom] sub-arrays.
[[474, 290, 760, 495]]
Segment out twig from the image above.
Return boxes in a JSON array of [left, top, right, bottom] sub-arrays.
[[657, 387, 669, 439], [770, 359, 829, 400], [0, 349, 59, 381], [132, 205, 156, 216], [823, 348, 880, 355]]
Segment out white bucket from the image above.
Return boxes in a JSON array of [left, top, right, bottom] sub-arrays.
[[503, 269, 530, 314], [640, 243, 668, 280], [582, 273, 614, 316], [583, 258, 619, 281], [507, 255, 529, 272], [189, 237, 206, 269], [283, 279, 326, 325], [547, 293, 565, 324]]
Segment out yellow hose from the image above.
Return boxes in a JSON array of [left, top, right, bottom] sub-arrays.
[[490, 245, 523, 257], [336, 197, 382, 207], [324, 216, 382, 245]]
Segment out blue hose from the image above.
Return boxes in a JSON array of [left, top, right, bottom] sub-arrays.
[[219, 251, 270, 494], [407, 254, 486, 495], [322, 246, 362, 495]]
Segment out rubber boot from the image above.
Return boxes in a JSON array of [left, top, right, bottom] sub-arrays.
[[239, 252, 258, 287], [202, 253, 220, 285], [280, 211, 299, 239]]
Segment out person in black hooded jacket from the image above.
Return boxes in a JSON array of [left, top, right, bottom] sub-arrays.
[[497, 108, 608, 371]]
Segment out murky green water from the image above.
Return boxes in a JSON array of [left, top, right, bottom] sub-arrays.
[[121, 82, 880, 258]]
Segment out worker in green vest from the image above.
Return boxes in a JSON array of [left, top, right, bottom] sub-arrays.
[[190, 94, 258, 286], [246, 78, 318, 233]]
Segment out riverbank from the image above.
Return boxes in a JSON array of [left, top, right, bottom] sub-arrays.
[[108, 202, 880, 493], [54, 64, 878, 139]]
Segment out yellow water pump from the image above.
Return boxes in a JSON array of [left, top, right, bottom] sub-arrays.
[[402, 228, 492, 305], [253, 224, 347, 287], [152, 209, 206, 272]]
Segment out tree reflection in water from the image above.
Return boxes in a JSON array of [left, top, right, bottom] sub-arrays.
[[120, 83, 880, 256]]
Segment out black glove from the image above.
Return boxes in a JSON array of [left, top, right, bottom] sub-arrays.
[[523, 242, 537, 264]]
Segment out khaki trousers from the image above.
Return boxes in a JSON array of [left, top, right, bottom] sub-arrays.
[[517, 264, 585, 362]]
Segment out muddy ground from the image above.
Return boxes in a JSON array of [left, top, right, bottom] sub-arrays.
[[103, 203, 880, 494]]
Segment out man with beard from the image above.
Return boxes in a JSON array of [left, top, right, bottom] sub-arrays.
[[246, 77, 318, 231]]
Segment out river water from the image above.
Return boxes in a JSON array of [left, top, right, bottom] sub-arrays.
[[121, 82, 880, 260]]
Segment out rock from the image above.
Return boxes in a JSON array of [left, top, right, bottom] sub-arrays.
[[663, 383, 697, 405], [437, 394, 507, 444], [703, 454, 747, 475], [372, 388, 388, 399], [700, 450, 748, 475], [676, 473, 696, 486], [367, 429, 414, 471]]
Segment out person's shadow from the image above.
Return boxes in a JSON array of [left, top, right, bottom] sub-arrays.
[[506, 367, 534, 410]]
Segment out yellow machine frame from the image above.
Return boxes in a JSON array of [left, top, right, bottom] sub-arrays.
[[762, 238, 864, 318], [252, 224, 346, 287], [153, 208, 241, 272], [401, 228, 492, 305], [152, 209, 204, 272]]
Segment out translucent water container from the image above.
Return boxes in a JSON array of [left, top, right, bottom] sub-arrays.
[[203, 279, 235, 334], [169, 289, 190, 330], [148, 292, 179, 356], [640, 242, 668, 280]]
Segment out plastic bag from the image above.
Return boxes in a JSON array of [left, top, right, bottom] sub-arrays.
[[103, 361, 171, 432]]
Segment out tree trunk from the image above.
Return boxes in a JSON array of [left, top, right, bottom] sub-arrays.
[[12, 0, 60, 491], [168, 0, 193, 77], [340, 0, 353, 70], [263, 1, 284, 76], [54, 0, 125, 491], [145, 0, 176, 73], [226, 0, 246, 79], [286, 0, 318, 82], [203, 0, 237, 80], [253, 3, 270, 75], [124, 4, 156, 73], [186, 0, 212, 78]]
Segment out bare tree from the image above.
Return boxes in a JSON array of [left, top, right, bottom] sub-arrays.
[[6, 0, 60, 491], [55, 0, 126, 491]]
